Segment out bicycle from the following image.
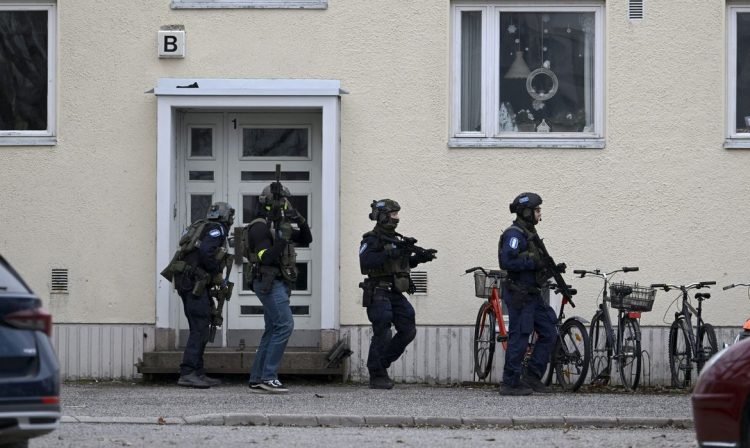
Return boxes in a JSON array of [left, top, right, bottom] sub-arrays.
[[466, 266, 591, 391], [723, 282, 750, 345], [575, 266, 653, 391], [651, 281, 718, 388]]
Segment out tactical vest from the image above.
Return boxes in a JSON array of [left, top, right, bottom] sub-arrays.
[[243, 217, 298, 285], [500, 224, 544, 288], [160, 219, 212, 282], [360, 230, 411, 293]]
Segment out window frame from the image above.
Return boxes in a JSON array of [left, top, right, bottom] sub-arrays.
[[450, 2, 605, 149], [0, 2, 56, 146], [171, 0, 326, 9], [726, 5, 750, 148]]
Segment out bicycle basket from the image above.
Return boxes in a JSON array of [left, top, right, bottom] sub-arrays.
[[473, 270, 506, 299], [609, 282, 656, 312]]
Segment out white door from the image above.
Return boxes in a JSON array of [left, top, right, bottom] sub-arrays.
[[178, 111, 322, 346]]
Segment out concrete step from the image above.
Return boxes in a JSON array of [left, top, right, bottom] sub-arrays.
[[137, 348, 346, 376]]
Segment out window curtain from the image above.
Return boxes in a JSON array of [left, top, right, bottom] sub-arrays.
[[461, 12, 482, 132]]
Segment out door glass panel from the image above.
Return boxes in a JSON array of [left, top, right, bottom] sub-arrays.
[[241, 305, 310, 316], [190, 194, 212, 223], [190, 128, 213, 157], [241, 171, 310, 181], [242, 128, 309, 157], [189, 171, 214, 181]]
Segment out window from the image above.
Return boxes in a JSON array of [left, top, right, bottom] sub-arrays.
[[727, 6, 750, 147], [171, 0, 326, 9], [0, 2, 56, 145], [451, 3, 604, 148]]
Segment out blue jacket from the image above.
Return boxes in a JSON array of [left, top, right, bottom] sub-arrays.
[[498, 221, 543, 291]]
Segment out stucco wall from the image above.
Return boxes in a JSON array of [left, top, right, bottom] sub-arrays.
[[0, 0, 747, 329]]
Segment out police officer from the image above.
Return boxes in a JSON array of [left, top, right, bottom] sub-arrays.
[[359, 199, 437, 389], [245, 182, 312, 394], [498, 192, 557, 395], [174, 202, 234, 389]]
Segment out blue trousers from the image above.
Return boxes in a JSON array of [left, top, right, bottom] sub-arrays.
[[250, 279, 294, 382], [366, 290, 417, 376], [502, 296, 558, 386], [179, 290, 211, 376]]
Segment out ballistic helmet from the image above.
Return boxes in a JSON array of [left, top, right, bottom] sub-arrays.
[[509, 192, 542, 224], [206, 202, 235, 226], [369, 199, 401, 231], [259, 182, 291, 206]]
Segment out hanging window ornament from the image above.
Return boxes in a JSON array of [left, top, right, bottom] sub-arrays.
[[526, 15, 559, 102], [508, 24, 517, 34], [532, 99, 546, 111]]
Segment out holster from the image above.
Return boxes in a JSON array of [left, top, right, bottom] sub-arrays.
[[359, 281, 375, 307], [507, 281, 540, 309]]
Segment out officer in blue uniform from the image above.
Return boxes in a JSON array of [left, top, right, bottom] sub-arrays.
[[498, 192, 557, 395], [174, 202, 234, 389], [359, 199, 437, 389]]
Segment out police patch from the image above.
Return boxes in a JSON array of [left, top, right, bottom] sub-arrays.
[[209, 229, 221, 238], [509, 237, 519, 249], [359, 243, 368, 255]]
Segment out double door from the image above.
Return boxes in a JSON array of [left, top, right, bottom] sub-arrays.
[[178, 111, 322, 345]]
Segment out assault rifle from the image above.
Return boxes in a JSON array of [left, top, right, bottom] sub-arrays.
[[208, 254, 234, 343], [528, 235, 577, 307], [269, 164, 284, 224], [384, 233, 438, 263]]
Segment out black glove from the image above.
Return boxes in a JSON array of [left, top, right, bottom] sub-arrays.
[[286, 208, 305, 225], [416, 249, 437, 263], [555, 263, 567, 273]]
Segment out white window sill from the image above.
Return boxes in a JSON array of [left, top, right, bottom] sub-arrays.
[[724, 138, 750, 149], [448, 137, 605, 149], [171, 1, 327, 8], [0, 136, 56, 146]]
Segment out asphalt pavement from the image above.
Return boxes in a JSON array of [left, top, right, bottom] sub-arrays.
[[59, 378, 694, 430]]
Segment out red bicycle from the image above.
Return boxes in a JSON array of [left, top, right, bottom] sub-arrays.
[[466, 267, 507, 380]]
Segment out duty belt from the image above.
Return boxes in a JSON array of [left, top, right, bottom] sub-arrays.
[[507, 280, 541, 296]]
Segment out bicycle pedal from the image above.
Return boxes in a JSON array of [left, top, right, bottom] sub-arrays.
[[497, 335, 508, 343]]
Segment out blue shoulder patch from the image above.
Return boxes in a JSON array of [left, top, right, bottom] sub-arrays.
[[509, 237, 519, 250], [209, 228, 222, 238], [359, 243, 368, 255]]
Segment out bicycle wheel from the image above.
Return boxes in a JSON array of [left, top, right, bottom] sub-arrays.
[[618, 317, 641, 391], [473, 302, 497, 380], [696, 323, 718, 374], [553, 319, 591, 392], [589, 311, 612, 385], [668, 319, 692, 388]]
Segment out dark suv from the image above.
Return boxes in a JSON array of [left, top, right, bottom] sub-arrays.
[[0, 255, 60, 448]]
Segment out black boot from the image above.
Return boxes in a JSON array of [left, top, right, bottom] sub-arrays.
[[521, 374, 551, 394], [369, 371, 394, 390], [498, 383, 533, 396]]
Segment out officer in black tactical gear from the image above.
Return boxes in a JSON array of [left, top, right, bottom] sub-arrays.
[[173, 202, 235, 389], [244, 182, 312, 394], [498, 192, 558, 395], [359, 199, 437, 389]]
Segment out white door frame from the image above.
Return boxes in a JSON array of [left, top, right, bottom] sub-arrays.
[[153, 79, 342, 346]]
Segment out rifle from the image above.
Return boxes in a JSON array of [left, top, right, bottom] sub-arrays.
[[528, 235, 577, 307], [208, 254, 234, 343], [383, 233, 438, 263], [269, 164, 284, 225]]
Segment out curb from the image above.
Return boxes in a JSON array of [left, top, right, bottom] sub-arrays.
[[61, 414, 694, 429]]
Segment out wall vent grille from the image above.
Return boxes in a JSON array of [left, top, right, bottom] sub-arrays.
[[51, 269, 69, 294], [629, 0, 644, 20], [411, 271, 428, 295]]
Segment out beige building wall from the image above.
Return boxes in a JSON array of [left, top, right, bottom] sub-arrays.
[[0, 0, 747, 333]]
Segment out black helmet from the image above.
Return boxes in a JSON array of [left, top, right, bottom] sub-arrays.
[[509, 192, 542, 224], [369, 199, 401, 231], [259, 182, 291, 206], [206, 202, 235, 226]]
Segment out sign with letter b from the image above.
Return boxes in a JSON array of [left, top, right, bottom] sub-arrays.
[[158, 30, 185, 58]]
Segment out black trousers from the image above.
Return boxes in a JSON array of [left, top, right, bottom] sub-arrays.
[[179, 290, 211, 376], [366, 289, 417, 377]]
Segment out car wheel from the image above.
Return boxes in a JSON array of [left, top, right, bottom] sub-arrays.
[[743, 399, 750, 448]]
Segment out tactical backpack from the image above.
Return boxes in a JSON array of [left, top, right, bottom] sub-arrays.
[[160, 219, 211, 282]]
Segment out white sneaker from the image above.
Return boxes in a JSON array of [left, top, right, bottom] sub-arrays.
[[260, 379, 289, 394]]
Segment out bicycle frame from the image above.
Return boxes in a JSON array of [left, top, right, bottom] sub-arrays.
[[670, 284, 713, 364]]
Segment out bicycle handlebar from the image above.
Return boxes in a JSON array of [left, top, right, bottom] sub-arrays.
[[574, 267, 638, 278], [724, 283, 750, 290], [464, 266, 485, 275], [622, 266, 639, 272], [650, 281, 716, 292]]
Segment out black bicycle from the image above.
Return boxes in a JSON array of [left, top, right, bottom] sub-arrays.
[[651, 281, 717, 388], [575, 266, 654, 391]]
